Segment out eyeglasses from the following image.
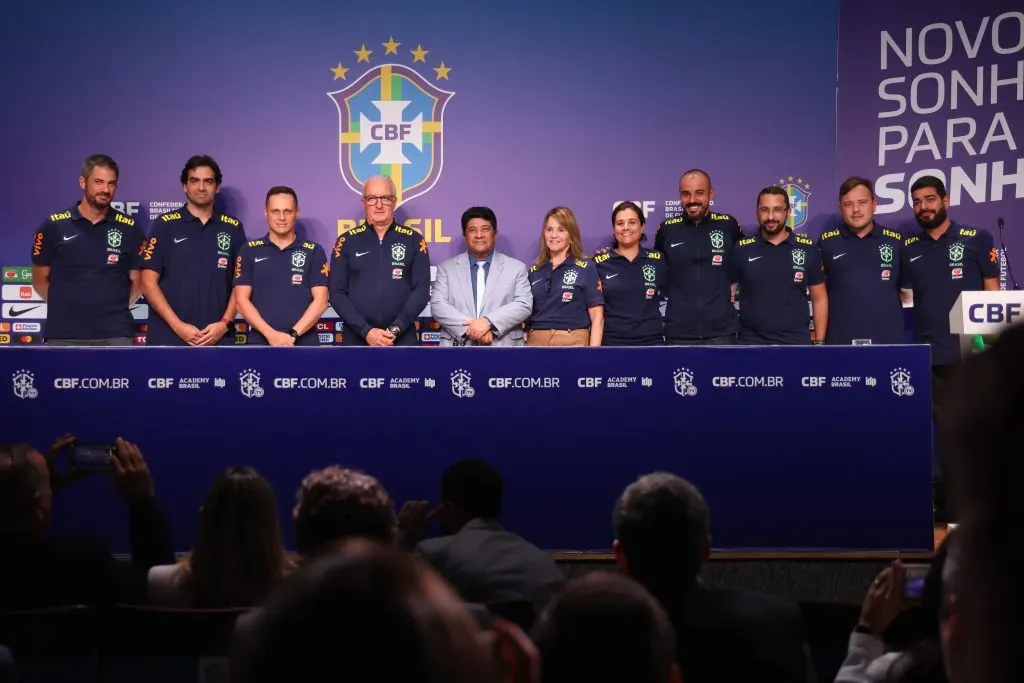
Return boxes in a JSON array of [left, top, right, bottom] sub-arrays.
[[363, 195, 396, 206]]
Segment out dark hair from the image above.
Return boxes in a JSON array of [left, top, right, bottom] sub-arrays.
[[80, 154, 119, 179], [265, 186, 298, 207], [611, 202, 647, 248], [531, 572, 677, 683], [293, 466, 395, 554], [839, 176, 875, 201], [180, 155, 223, 185], [440, 459, 502, 520], [461, 206, 497, 234], [230, 540, 495, 683], [613, 472, 709, 590], [0, 443, 45, 533], [680, 168, 712, 186], [756, 185, 790, 209], [910, 175, 947, 199]]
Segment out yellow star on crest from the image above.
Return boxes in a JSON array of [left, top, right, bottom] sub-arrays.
[[797, 177, 803, 184], [433, 61, 452, 80], [410, 45, 429, 62], [354, 44, 373, 63], [778, 178, 785, 184], [382, 36, 400, 55], [330, 62, 349, 80]]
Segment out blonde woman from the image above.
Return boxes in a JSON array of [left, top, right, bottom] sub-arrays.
[[526, 207, 603, 346]]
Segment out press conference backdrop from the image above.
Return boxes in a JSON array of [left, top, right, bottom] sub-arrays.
[[0, 346, 934, 553]]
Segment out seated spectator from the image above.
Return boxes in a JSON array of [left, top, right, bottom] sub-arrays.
[[230, 539, 496, 683], [148, 466, 295, 607], [292, 466, 396, 557], [613, 472, 811, 683], [835, 530, 957, 683], [531, 571, 680, 683], [0, 436, 173, 609], [406, 459, 564, 614]]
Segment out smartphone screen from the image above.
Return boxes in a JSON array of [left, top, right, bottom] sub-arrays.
[[902, 563, 930, 601], [69, 443, 114, 471]]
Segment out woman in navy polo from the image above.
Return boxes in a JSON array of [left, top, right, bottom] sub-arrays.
[[526, 207, 604, 346], [594, 202, 667, 345]]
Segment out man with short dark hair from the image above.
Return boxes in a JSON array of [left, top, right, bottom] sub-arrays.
[[140, 155, 245, 346], [817, 177, 909, 345], [531, 571, 681, 683], [408, 459, 564, 612], [31, 154, 146, 345], [613, 472, 810, 683], [292, 466, 397, 556]]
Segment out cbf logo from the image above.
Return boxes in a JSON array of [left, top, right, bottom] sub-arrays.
[[880, 244, 893, 264], [672, 368, 697, 397], [450, 368, 474, 398], [12, 369, 38, 399], [563, 270, 578, 286], [889, 367, 915, 397], [217, 232, 231, 252], [239, 369, 265, 399], [328, 37, 455, 207], [642, 264, 657, 284], [107, 229, 122, 249], [775, 176, 812, 231], [710, 230, 725, 250], [291, 252, 306, 269], [792, 249, 805, 267], [949, 243, 965, 262], [391, 242, 406, 262]]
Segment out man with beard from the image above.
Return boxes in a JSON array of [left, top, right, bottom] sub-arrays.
[[655, 169, 744, 344], [31, 154, 146, 345], [728, 186, 827, 344], [902, 176, 999, 518], [817, 176, 910, 345], [139, 155, 246, 345]]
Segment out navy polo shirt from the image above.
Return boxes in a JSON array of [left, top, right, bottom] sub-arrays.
[[328, 222, 430, 345], [817, 223, 907, 345], [528, 258, 603, 330], [234, 234, 329, 346], [140, 208, 246, 345], [655, 211, 743, 339], [902, 221, 999, 366], [30, 204, 145, 340], [594, 248, 666, 345], [729, 232, 824, 345]]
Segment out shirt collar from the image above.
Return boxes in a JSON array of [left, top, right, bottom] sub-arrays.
[[259, 233, 300, 250], [470, 250, 494, 267], [839, 223, 879, 239], [69, 203, 113, 225]]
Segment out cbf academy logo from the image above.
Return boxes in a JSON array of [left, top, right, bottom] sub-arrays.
[[889, 367, 915, 397], [673, 368, 697, 397], [328, 37, 455, 207], [776, 176, 812, 231], [12, 369, 38, 399], [450, 368, 474, 398], [239, 369, 265, 399]]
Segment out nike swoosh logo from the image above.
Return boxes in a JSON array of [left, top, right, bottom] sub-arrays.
[[910, 255, 923, 262], [748, 256, 763, 262], [255, 257, 269, 263], [174, 237, 188, 243], [530, 279, 543, 286], [62, 234, 78, 242], [833, 253, 846, 260], [9, 305, 40, 317], [604, 273, 619, 279], [669, 242, 684, 248], [356, 251, 370, 257]]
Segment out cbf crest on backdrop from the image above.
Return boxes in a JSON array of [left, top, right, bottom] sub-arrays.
[[1, 0, 849, 343], [836, 0, 1024, 288]]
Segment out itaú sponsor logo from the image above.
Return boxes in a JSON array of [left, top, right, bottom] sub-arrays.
[[488, 377, 561, 389], [53, 377, 130, 390], [273, 377, 348, 389], [1, 284, 43, 301], [712, 376, 784, 388]]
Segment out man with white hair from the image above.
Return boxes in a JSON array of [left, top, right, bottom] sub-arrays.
[[328, 175, 430, 346]]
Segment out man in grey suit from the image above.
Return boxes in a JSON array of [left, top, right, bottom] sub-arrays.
[[403, 459, 565, 617], [430, 207, 532, 346]]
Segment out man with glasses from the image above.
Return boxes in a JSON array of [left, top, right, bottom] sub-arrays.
[[329, 175, 430, 346], [728, 186, 828, 344]]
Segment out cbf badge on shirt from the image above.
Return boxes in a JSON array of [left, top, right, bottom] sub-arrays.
[[290, 249, 308, 285]]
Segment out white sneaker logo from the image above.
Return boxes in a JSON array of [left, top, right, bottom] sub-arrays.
[[174, 237, 188, 244], [604, 273, 619, 279], [833, 253, 847, 260], [910, 255, 923, 262], [355, 251, 370, 257], [669, 242, 685, 248], [62, 234, 78, 242], [255, 257, 269, 263], [748, 256, 763, 262]]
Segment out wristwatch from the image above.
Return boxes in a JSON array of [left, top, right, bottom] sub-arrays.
[[386, 325, 401, 336], [287, 328, 299, 339]]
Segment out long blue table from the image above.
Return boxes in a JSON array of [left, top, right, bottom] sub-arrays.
[[0, 346, 934, 553]]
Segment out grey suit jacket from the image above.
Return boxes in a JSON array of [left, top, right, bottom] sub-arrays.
[[430, 251, 532, 346], [414, 518, 565, 612]]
